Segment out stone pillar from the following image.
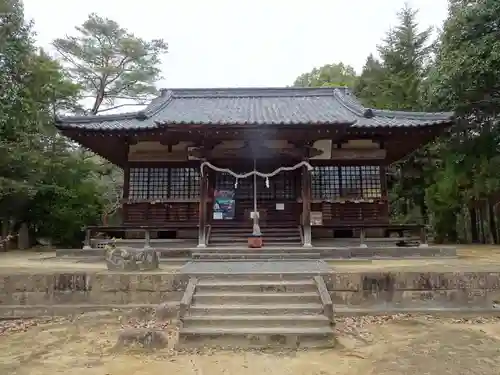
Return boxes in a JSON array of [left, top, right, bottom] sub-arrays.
[[82, 228, 92, 250], [197, 167, 208, 248], [301, 165, 312, 247], [419, 226, 429, 247], [144, 229, 152, 249]]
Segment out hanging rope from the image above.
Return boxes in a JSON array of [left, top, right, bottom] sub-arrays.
[[201, 160, 314, 188]]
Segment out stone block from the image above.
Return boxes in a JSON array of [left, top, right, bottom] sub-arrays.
[[156, 302, 180, 320], [115, 329, 168, 350], [324, 273, 362, 291], [106, 247, 159, 271]]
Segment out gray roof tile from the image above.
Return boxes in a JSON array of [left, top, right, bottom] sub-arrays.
[[55, 87, 454, 131]]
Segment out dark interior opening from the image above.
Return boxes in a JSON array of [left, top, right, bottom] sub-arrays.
[[333, 229, 354, 238], [157, 230, 177, 239]]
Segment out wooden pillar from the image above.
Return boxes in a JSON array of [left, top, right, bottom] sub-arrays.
[[197, 166, 208, 248], [302, 165, 312, 247]]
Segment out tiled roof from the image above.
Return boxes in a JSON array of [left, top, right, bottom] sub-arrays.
[[55, 87, 454, 131]]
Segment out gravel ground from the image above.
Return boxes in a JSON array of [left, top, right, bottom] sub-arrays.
[[1, 313, 500, 375]]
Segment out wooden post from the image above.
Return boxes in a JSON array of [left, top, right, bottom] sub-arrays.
[[302, 165, 312, 247], [197, 168, 208, 248], [83, 228, 92, 250]]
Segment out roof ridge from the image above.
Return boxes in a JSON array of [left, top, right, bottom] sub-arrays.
[[164, 87, 348, 98]]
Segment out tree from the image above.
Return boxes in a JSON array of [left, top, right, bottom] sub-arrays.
[[358, 4, 436, 224], [354, 54, 388, 108], [0, 0, 47, 242], [53, 13, 168, 115], [52, 13, 169, 225], [293, 62, 357, 88], [425, 0, 500, 243], [376, 3, 434, 111], [0, 1, 104, 249]]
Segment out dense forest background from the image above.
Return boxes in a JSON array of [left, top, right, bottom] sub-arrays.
[[1, 0, 499, 248]]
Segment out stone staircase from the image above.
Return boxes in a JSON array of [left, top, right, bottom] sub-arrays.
[[178, 274, 335, 349], [192, 247, 321, 261], [208, 225, 302, 247]]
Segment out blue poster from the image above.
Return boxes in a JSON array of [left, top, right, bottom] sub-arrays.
[[213, 189, 235, 220]]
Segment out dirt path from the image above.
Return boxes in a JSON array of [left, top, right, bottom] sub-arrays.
[[1, 313, 500, 375], [3, 245, 500, 273]]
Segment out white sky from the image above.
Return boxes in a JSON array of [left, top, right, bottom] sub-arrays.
[[23, 0, 449, 89]]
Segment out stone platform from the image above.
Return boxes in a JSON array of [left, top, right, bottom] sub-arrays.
[[0, 247, 498, 322], [55, 244, 457, 261]]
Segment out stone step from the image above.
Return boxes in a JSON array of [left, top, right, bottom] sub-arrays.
[[193, 292, 321, 305], [178, 326, 334, 349], [198, 248, 312, 254], [192, 252, 320, 260], [192, 258, 317, 262], [196, 273, 326, 281], [196, 279, 316, 293], [189, 303, 324, 316], [182, 314, 330, 329]]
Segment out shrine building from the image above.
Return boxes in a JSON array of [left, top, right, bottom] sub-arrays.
[[55, 87, 454, 248]]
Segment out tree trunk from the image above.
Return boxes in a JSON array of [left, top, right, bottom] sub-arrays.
[[489, 201, 498, 244], [484, 200, 494, 244], [470, 207, 479, 243]]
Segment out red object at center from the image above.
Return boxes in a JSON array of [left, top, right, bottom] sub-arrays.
[[248, 236, 263, 248]]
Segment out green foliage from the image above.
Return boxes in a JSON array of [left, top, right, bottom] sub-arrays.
[[424, 0, 500, 242], [26, 145, 104, 246], [293, 63, 357, 88], [0, 1, 106, 247], [53, 13, 168, 114], [354, 55, 388, 108]]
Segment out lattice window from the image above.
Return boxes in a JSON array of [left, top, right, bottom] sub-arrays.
[[128, 167, 200, 200], [170, 168, 200, 199], [361, 166, 381, 198], [312, 166, 341, 200], [274, 172, 298, 200], [312, 165, 381, 200], [148, 168, 169, 199], [236, 177, 253, 199], [341, 166, 362, 198], [216, 172, 236, 191], [129, 168, 149, 200]]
